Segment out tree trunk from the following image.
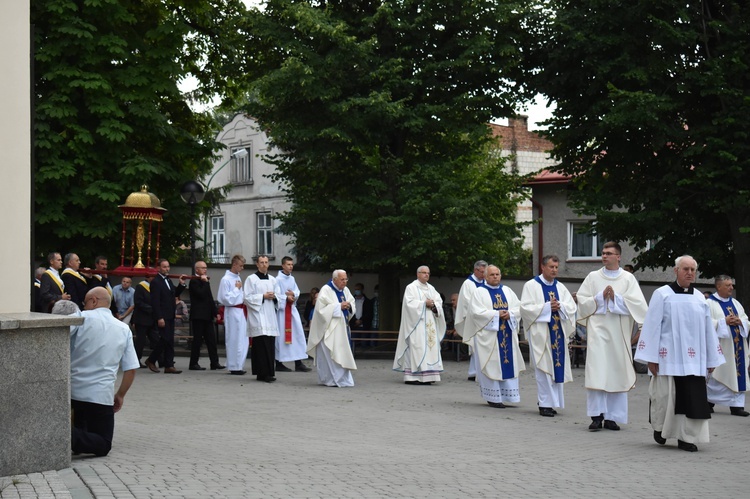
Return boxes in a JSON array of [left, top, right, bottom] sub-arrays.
[[377, 268, 402, 332], [727, 212, 750, 304]]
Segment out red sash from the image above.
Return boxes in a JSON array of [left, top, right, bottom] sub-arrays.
[[284, 299, 293, 344]]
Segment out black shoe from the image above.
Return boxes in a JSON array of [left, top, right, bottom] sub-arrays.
[[708, 402, 715, 413], [229, 370, 246, 375], [258, 376, 276, 383], [405, 380, 421, 385], [189, 365, 206, 371], [588, 419, 603, 431], [678, 440, 698, 452], [730, 407, 750, 417], [603, 420, 620, 431], [211, 364, 226, 370], [488, 402, 506, 408], [295, 363, 312, 372], [276, 363, 292, 372], [653, 431, 666, 445], [539, 407, 555, 417], [467, 376, 476, 381]]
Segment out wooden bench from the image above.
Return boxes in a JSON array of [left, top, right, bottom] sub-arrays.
[[350, 330, 467, 361]]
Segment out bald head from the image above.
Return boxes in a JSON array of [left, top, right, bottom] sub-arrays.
[[85, 287, 111, 310]]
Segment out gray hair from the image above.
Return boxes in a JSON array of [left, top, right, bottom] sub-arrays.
[[541, 254, 560, 266], [473, 260, 488, 270], [332, 269, 347, 280], [714, 274, 733, 286], [417, 265, 430, 274], [674, 255, 698, 269], [51, 300, 80, 316]]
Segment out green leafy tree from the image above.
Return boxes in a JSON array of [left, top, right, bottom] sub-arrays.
[[32, 0, 249, 266], [239, 0, 530, 328], [522, 1, 750, 299]]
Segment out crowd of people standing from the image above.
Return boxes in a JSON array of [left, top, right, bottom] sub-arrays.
[[36, 246, 749, 457]]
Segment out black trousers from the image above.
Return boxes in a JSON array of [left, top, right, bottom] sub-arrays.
[[148, 318, 175, 368], [71, 399, 114, 457], [190, 319, 219, 367], [134, 323, 159, 360], [251, 335, 276, 379]]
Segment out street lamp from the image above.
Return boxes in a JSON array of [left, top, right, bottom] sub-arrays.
[[180, 180, 205, 269], [201, 148, 248, 260]]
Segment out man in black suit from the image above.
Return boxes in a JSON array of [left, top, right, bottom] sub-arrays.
[[132, 272, 158, 367], [350, 282, 375, 346], [61, 253, 90, 310], [38, 252, 70, 313], [188, 261, 224, 371], [145, 259, 186, 374]]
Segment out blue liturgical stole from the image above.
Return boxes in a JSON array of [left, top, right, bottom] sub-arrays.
[[709, 295, 746, 391], [480, 283, 514, 379], [327, 280, 351, 340], [534, 276, 565, 383], [468, 275, 483, 287]]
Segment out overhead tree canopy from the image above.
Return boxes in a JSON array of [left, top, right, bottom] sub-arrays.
[[522, 0, 750, 299], [239, 0, 532, 328], [32, 0, 249, 265]]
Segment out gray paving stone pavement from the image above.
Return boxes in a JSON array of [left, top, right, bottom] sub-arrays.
[[2, 355, 750, 498]]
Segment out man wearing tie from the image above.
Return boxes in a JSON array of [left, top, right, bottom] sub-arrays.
[[145, 259, 186, 374]]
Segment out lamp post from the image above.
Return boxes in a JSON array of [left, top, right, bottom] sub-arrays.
[[180, 180, 205, 269], [201, 148, 248, 260]]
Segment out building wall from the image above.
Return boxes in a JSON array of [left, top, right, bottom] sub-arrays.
[[0, 1, 31, 313], [491, 118, 557, 250], [530, 182, 688, 289], [204, 114, 294, 263]]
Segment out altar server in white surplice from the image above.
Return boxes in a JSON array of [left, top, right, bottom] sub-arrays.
[[393, 266, 446, 385], [576, 242, 648, 431], [218, 255, 248, 375], [635, 255, 724, 452], [520, 254, 577, 418], [244, 255, 281, 383], [706, 275, 750, 417], [454, 260, 487, 381], [275, 256, 312, 373], [306, 269, 357, 387], [463, 265, 524, 408]]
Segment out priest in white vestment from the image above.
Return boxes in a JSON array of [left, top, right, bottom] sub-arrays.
[[275, 257, 312, 373], [706, 275, 750, 416], [244, 255, 281, 383], [218, 255, 248, 375], [393, 266, 446, 385], [454, 260, 487, 380], [634, 255, 724, 452], [463, 265, 524, 407], [576, 242, 648, 431], [520, 254, 577, 418], [306, 269, 357, 387]]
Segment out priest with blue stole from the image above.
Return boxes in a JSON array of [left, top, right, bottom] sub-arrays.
[[307, 269, 357, 387], [706, 275, 750, 417], [464, 265, 524, 408], [635, 255, 724, 452], [520, 254, 577, 418]]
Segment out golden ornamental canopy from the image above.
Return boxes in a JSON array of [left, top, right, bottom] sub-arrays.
[[119, 185, 167, 221]]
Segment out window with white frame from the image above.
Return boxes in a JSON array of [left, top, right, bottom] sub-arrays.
[[230, 145, 252, 184], [210, 215, 226, 259], [257, 211, 273, 256], [568, 221, 600, 259]]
